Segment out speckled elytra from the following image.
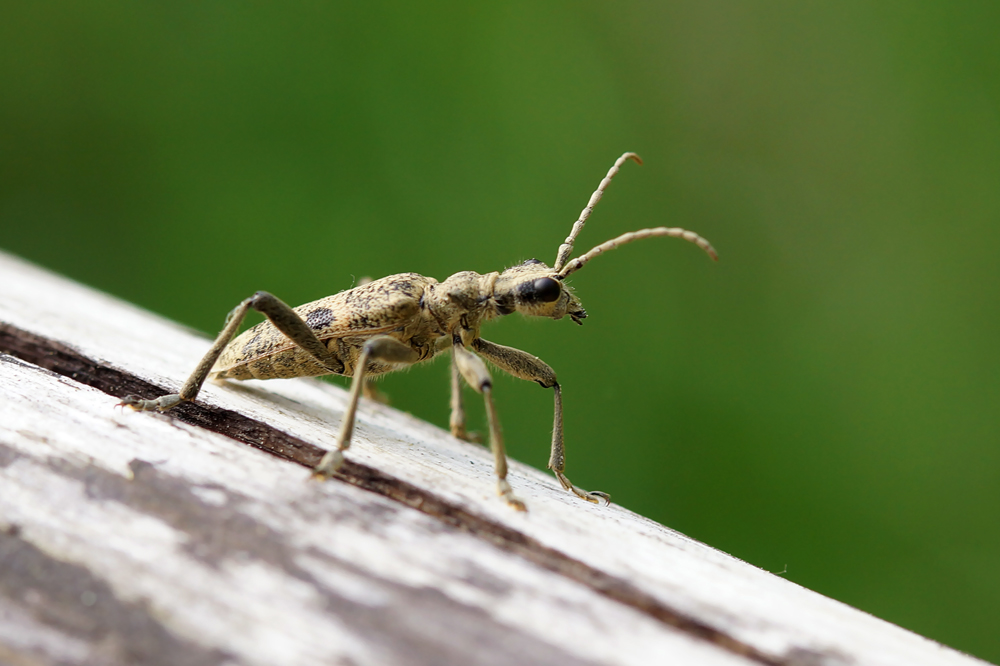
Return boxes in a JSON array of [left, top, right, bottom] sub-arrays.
[[120, 153, 718, 511]]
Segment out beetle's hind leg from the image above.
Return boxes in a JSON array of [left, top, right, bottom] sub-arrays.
[[119, 291, 344, 412], [313, 336, 419, 480]]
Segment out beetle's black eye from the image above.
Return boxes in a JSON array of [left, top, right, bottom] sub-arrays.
[[520, 277, 561, 303]]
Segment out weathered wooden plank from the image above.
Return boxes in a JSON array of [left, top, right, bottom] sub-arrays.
[[0, 250, 990, 666], [0, 354, 747, 666]]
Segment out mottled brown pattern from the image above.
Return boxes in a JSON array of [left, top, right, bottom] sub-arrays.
[[212, 274, 436, 380]]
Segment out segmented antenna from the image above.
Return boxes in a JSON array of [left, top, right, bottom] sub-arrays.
[[558, 227, 718, 277], [553, 152, 642, 272]]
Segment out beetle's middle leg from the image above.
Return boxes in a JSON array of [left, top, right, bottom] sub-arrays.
[[449, 355, 469, 439], [451, 342, 527, 511], [362, 378, 389, 404], [448, 354, 482, 443], [312, 336, 419, 480], [472, 338, 610, 505], [120, 291, 344, 412]]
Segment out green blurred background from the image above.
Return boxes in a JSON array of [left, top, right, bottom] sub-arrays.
[[2, 2, 998, 660]]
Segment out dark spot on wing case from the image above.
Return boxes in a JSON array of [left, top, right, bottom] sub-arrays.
[[306, 308, 336, 330]]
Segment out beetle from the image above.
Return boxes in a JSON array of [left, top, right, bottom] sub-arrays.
[[120, 152, 717, 510]]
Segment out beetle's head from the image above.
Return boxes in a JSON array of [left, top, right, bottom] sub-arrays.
[[492, 259, 587, 325]]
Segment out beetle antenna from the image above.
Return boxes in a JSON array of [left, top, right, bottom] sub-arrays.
[[558, 227, 718, 277], [553, 152, 642, 272]]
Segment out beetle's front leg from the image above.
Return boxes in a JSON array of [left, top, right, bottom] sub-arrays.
[[312, 336, 419, 480], [472, 338, 610, 505], [120, 291, 344, 412]]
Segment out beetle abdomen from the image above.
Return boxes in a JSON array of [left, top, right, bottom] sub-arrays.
[[210, 273, 435, 381]]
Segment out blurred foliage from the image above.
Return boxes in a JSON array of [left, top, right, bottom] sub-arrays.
[[2, 1, 999, 660]]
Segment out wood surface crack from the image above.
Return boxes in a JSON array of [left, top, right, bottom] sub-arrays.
[[0, 321, 787, 666]]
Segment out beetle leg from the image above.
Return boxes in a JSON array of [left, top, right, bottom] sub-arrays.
[[448, 353, 469, 438], [312, 336, 418, 480], [362, 377, 389, 404], [472, 338, 610, 505], [447, 351, 483, 443], [119, 291, 344, 412], [452, 342, 526, 511]]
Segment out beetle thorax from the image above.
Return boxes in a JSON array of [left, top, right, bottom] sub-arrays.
[[424, 271, 499, 342]]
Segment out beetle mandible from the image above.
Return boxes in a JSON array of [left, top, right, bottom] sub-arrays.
[[120, 152, 718, 511]]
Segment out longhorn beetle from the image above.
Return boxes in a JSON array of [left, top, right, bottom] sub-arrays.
[[120, 152, 718, 510]]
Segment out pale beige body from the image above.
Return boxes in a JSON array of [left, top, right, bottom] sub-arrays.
[[120, 152, 718, 510]]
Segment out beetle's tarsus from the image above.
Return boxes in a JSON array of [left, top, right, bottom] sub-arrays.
[[118, 394, 184, 412], [498, 480, 527, 512], [312, 449, 345, 481], [553, 469, 609, 505], [450, 425, 483, 444]]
